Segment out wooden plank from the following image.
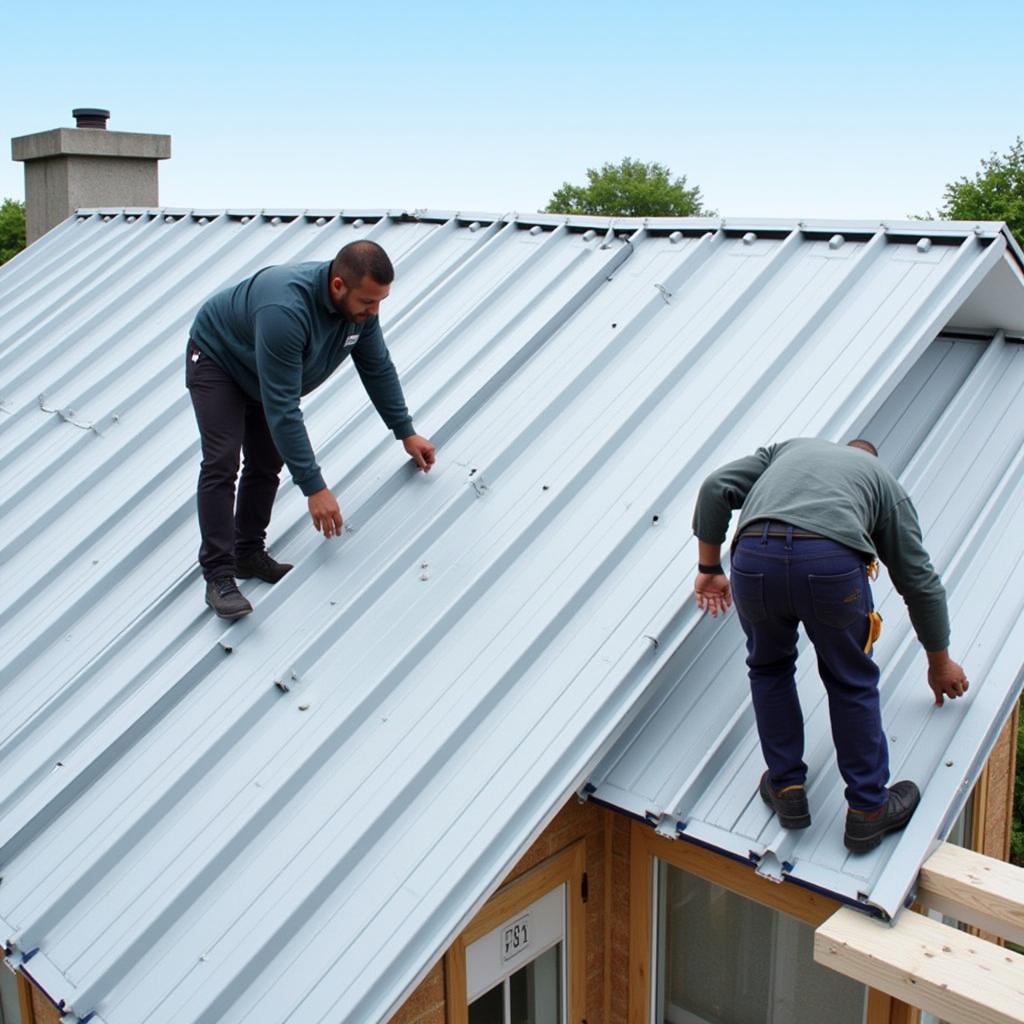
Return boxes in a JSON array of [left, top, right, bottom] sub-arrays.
[[919, 843, 1024, 946], [815, 906, 1024, 1024], [16, 973, 36, 1024], [627, 823, 654, 1024]]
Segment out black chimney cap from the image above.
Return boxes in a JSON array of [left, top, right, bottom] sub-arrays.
[[72, 108, 110, 129]]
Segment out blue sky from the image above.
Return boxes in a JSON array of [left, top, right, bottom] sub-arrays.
[[5, 0, 1022, 219]]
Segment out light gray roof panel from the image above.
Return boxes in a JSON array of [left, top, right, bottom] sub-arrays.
[[1, 210, 1022, 1024]]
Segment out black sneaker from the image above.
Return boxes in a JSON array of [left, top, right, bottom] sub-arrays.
[[235, 550, 293, 584], [759, 771, 811, 829], [205, 576, 253, 620], [844, 780, 921, 853]]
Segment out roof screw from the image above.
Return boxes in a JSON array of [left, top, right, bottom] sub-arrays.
[[530, 225, 544, 235], [974, 225, 984, 235], [102, 215, 111, 222], [164, 215, 174, 223], [917, 238, 932, 253], [469, 221, 482, 232], [126, 215, 136, 223], [240, 216, 250, 224], [945, 760, 954, 767], [298, 703, 311, 711], [582, 229, 596, 242], [315, 217, 326, 226], [270, 216, 282, 225], [352, 218, 365, 228], [829, 234, 845, 250], [703, 231, 714, 240], [742, 232, 757, 245], [669, 231, 683, 243], [198, 217, 208, 225]]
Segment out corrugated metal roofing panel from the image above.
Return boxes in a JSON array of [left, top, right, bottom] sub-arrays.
[[0, 210, 1022, 1024]]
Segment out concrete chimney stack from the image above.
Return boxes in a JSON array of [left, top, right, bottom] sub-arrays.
[[11, 108, 171, 244]]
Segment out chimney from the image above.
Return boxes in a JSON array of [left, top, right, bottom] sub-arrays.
[[11, 108, 171, 244]]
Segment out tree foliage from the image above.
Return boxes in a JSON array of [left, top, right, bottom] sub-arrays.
[[545, 158, 713, 218], [0, 198, 27, 266], [930, 136, 1024, 245]]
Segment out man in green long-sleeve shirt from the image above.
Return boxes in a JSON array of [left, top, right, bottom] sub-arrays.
[[187, 240, 435, 619], [692, 438, 968, 852]]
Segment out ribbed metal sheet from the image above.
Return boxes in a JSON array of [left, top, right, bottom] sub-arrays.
[[1, 210, 1022, 1024]]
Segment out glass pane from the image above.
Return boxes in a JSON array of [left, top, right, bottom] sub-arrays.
[[469, 980, 505, 1024], [0, 965, 20, 1024], [509, 943, 562, 1024], [657, 862, 866, 1024]]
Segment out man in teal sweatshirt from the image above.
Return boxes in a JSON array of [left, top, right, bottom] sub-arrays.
[[187, 240, 435, 619], [692, 438, 968, 852]]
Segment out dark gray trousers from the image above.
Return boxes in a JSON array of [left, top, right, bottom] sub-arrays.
[[185, 340, 284, 581]]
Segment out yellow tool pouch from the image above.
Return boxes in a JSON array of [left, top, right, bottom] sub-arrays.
[[864, 610, 883, 654]]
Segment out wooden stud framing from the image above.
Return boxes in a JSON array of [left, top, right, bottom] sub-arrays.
[[16, 973, 36, 1024], [815, 904, 1024, 1024], [444, 841, 587, 1024], [918, 843, 1024, 946], [816, 843, 1024, 1024]]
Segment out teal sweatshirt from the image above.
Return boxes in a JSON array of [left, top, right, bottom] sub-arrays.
[[693, 438, 950, 651], [190, 260, 414, 496]]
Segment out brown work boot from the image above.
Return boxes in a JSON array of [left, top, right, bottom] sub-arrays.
[[759, 771, 811, 829], [844, 780, 920, 853]]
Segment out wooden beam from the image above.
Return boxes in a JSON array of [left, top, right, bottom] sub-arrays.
[[815, 906, 1024, 1024], [918, 843, 1024, 947]]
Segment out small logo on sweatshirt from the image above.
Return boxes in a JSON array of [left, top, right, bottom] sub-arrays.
[[344, 333, 359, 349]]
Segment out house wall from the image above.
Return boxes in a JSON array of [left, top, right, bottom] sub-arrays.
[[390, 796, 632, 1024]]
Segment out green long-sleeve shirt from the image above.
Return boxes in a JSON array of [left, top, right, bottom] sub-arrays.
[[692, 438, 950, 651], [190, 260, 414, 496]]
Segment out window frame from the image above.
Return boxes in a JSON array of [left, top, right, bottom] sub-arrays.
[[627, 821, 898, 1024], [446, 840, 587, 1024]]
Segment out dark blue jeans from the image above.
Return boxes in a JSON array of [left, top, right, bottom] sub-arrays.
[[731, 524, 888, 811]]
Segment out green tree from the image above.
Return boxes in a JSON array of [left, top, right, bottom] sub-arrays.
[[0, 198, 27, 266], [545, 158, 713, 218], [928, 136, 1024, 246]]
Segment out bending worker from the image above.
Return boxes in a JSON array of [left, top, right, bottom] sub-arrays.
[[187, 240, 435, 620], [692, 437, 968, 852]]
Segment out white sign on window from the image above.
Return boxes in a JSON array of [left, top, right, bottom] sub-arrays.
[[466, 885, 566, 1001], [502, 913, 531, 962]]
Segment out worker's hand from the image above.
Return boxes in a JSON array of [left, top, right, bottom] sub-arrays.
[[695, 573, 732, 618], [308, 488, 343, 538], [403, 434, 436, 473], [926, 651, 969, 706]]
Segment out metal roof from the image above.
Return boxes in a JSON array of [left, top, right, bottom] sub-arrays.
[[1, 209, 1023, 1024]]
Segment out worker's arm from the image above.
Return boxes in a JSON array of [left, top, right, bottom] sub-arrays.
[[351, 318, 435, 472], [254, 305, 342, 537], [873, 497, 968, 705], [695, 540, 732, 617], [691, 447, 775, 617], [692, 447, 776, 544]]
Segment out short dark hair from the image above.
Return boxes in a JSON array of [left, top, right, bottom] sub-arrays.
[[847, 438, 879, 457], [330, 240, 394, 287]]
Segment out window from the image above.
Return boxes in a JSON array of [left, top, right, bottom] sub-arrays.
[[446, 842, 586, 1024], [0, 966, 22, 1024], [654, 861, 867, 1024], [466, 886, 566, 1024]]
